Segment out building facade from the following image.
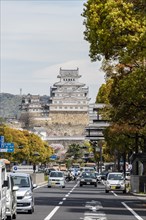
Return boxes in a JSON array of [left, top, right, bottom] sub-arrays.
[[49, 68, 90, 125], [19, 68, 90, 131]]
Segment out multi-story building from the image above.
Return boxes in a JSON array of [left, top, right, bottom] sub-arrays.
[[19, 68, 90, 132], [49, 68, 90, 125], [50, 68, 89, 112]]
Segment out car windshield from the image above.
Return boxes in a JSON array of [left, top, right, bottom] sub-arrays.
[[82, 172, 96, 178], [50, 172, 63, 177], [12, 176, 30, 187], [108, 173, 124, 180]]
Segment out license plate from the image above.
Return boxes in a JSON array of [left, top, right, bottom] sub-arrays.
[[87, 182, 90, 184], [111, 186, 116, 189], [51, 182, 56, 185]]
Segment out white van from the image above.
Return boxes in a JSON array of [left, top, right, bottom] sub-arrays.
[[6, 173, 19, 220], [0, 160, 8, 220]]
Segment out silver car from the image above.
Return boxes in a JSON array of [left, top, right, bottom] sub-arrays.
[[105, 172, 126, 193], [10, 172, 37, 213]]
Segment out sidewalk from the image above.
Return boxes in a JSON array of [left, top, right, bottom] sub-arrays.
[[132, 192, 146, 200]]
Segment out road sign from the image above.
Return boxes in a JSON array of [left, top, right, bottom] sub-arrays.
[[50, 155, 57, 160], [0, 136, 4, 148], [0, 143, 14, 153]]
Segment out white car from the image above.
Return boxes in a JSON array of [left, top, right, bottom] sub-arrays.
[[105, 172, 126, 193], [10, 172, 37, 213], [48, 171, 65, 188], [6, 173, 19, 220]]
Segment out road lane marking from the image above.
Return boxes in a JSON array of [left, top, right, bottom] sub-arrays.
[[65, 194, 70, 197], [122, 202, 144, 220], [44, 182, 78, 220], [83, 200, 107, 220], [84, 212, 107, 220], [111, 191, 118, 196], [44, 206, 60, 220]]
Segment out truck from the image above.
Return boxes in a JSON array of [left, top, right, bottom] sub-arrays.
[[0, 160, 8, 220]]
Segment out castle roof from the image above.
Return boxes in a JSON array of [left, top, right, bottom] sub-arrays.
[[57, 68, 81, 78]]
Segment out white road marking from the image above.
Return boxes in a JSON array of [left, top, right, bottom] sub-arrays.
[[84, 200, 107, 220], [44, 206, 60, 220], [112, 191, 118, 196], [44, 183, 78, 220], [84, 212, 107, 220], [122, 202, 144, 220], [65, 194, 69, 197]]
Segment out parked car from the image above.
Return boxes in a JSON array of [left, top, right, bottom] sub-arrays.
[[79, 172, 97, 187], [105, 172, 126, 193], [10, 172, 37, 213], [6, 173, 19, 220], [48, 171, 65, 188]]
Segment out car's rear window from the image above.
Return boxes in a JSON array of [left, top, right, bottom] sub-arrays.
[[50, 172, 63, 177], [108, 173, 124, 180]]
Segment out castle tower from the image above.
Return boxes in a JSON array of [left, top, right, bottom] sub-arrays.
[[49, 68, 90, 126]]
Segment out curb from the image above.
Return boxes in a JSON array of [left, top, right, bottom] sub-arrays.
[[132, 193, 146, 198]]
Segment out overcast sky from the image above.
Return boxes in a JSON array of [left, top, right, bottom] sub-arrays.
[[1, 0, 105, 102]]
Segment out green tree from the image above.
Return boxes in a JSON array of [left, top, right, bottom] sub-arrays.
[[66, 144, 84, 162], [82, 0, 146, 169], [82, 0, 146, 63], [0, 125, 53, 164]]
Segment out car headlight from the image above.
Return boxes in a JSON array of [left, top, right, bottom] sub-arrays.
[[24, 190, 32, 197], [120, 182, 125, 186], [92, 179, 96, 182]]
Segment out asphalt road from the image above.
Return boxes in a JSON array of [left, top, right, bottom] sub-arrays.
[[16, 181, 146, 220]]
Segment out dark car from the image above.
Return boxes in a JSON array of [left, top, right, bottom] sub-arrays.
[[79, 172, 97, 187]]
